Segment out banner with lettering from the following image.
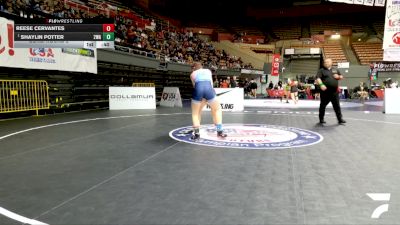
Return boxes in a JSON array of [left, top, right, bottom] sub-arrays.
[[271, 54, 280, 76], [372, 61, 400, 72]]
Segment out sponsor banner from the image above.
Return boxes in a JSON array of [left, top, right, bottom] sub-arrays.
[[337, 62, 350, 68], [310, 48, 320, 54], [241, 69, 265, 75], [383, 0, 400, 49], [271, 54, 280, 76], [160, 87, 182, 108], [364, 0, 374, 5], [284, 48, 295, 55], [169, 124, 323, 150], [375, 0, 386, 6], [384, 88, 400, 114], [0, 17, 97, 73], [109, 87, 156, 110], [384, 49, 400, 61], [204, 88, 244, 112], [329, 0, 385, 5], [329, 0, 354, 3], [372, 61, 400, 71]]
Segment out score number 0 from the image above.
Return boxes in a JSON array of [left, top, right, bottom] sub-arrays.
[[103, 24, 115, 32]]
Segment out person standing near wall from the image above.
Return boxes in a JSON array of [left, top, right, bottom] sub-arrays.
[[230, 76, 238, 88], [289, 78, 299, 104], [250, 78, 258, 98], [213, 76, 219, 88]]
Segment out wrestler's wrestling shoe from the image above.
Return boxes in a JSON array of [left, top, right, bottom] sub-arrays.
[[217, 130, 227, 138], [190, 133, 200, 140]]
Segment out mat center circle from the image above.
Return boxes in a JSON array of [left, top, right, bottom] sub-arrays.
[[169, 124, 323, 149]]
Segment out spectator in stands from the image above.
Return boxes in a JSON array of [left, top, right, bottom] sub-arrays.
[[383, 80, 388, 88], [220, 79, 229, 88], [390, 80, 398, 88], [0, 0, 5, 12], [243, 78, 250, 97], [230, 76, 238, 88], [278, 80, 283, 89], [298, 83, 307, 99], [187, 55, 193, 63], [226, 76, 231, 87], [289, 79, 299, 104], [3, 0, 13, 13], [213, 76, 219, 88], [312, 79, 320, 100], [268, 81, 274, 90], [355, 82, 369, 102], [371, 82, 380, 90]]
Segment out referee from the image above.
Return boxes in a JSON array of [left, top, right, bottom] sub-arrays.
[[316, 58, 346, 125]]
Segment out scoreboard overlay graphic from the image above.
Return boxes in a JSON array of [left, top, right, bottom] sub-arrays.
[[13, 19, 115, 49]]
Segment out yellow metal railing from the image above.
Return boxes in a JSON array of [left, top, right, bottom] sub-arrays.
[[0, 80, 50, 115], [132, 83, 155, 87]]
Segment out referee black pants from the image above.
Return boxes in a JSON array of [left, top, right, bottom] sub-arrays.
[[319, 91, 343, 122]]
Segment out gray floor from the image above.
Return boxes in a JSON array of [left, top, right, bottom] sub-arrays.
[[0, 102, 400, 225]]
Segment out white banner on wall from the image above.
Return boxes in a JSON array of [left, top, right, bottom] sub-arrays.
[[241, 69, 265, 75], [109, 87, 156, 110], [160, 87, 182, 107], [364, 0, 374, 6], [0, 17, 97, 73], [310, 48, 321, 54], [337, 62, 350, 68], [284, 48, 295, 55], [204, 88, 244, 112], [383, 0, 399, 50], [328, 0, 384, 5], [384, 49, 400, 61], [375, 0, 386, 6]]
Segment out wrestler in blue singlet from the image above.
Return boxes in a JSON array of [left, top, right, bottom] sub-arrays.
[[191, 68, 216, 103]]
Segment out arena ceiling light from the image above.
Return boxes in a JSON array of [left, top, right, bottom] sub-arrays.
[[331, 34, 341, 39]]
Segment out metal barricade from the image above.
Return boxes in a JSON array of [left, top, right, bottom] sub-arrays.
[[0, 80, 50, 115], [132, 83, 155, 87]]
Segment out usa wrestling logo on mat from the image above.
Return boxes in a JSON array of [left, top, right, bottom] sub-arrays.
[[169, 124, 323, 149]]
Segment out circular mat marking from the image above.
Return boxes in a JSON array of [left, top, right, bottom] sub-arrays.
[[169, 124, 323, 149]]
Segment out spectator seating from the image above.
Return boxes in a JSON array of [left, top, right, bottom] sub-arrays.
[[310, 19, 364, 35], [271, 22, 301, 40], [291, 42, 347, 66], [372, 20, 384, 35], [231, 26, 264, 36], [322, 43, 347, 65], [212, 41, 265, 69], [352, 42, 383, 65]]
